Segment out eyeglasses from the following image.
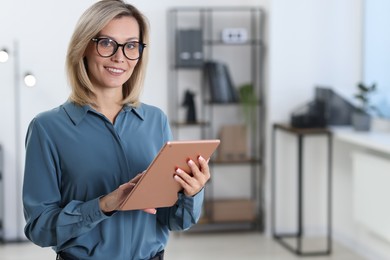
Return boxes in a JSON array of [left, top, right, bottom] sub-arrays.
[[91, 37, 146, 60]]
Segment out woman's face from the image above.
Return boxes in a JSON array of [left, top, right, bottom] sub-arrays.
[[85, 16, 140, 91]]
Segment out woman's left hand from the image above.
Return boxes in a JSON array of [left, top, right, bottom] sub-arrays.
[[174, 156, 210, 197]]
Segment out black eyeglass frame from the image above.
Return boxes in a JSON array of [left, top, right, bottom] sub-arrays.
[[91, 37, 146, 60]]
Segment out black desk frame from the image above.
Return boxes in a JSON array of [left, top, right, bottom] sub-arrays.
[[271, 123, 332, 256]]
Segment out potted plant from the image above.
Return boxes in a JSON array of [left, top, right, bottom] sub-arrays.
[[239, 83, 258, 126], [352, 82, 376, 131], [237, 84, 258, 156]]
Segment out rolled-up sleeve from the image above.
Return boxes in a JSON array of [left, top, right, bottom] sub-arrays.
[[168, 190, 204, 231]]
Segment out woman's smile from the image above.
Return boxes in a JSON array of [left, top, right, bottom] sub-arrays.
[[105, 66, 126, 75]]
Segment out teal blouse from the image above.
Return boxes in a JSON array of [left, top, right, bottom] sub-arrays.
[[22, 101, 203, 260]]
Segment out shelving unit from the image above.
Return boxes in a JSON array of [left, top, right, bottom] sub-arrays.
[[167, 7, 265, 231]]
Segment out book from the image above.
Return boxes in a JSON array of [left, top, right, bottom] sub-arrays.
[[204, 61, 238, 103]]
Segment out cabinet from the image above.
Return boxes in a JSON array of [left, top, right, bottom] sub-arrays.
[[167, 7, 265, 231]]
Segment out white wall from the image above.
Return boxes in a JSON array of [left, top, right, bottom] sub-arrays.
[[268, 0, 390, 258], [0, 0, 98, 241], [268, 0, 362, 123], [266, 0, 365, 254]]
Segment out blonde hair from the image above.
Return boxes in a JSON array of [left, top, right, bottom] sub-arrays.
[[66, 0, 149, 107]]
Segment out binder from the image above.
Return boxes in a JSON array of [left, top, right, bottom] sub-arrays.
[[204, 61, 238, 103], [175, 29, 203, 67]]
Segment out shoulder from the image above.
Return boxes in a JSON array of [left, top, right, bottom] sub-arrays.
[[133, 103, 168, 120], [25, 105, 64, 142], [134, 103, 172, 141], [138, 102, 166, 114], [28, 102, 70, 131], [31, 105, 63, 125]]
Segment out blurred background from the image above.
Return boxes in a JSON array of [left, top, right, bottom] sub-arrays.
[[1, 0, 390, 259]]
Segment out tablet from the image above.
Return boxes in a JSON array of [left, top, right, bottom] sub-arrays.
[[119, 139, 220, 211]]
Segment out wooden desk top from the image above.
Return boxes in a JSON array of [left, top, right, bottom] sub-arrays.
[[273, 123, 332, 135], [274, 123, 390, 155]]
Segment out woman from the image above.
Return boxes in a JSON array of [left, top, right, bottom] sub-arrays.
[[22, 1, 210, 259]]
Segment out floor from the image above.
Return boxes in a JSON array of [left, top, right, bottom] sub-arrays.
[[0, 232, 365, 260]]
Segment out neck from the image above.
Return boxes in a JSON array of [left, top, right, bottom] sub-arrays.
[[92, 89, 123, 123]]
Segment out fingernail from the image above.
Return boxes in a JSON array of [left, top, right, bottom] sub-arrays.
[[188, 159, 194, 165], [199, 156, 205, 161]]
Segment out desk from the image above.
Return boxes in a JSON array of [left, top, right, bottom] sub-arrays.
[[271, 123, 332, 256], [332, 127, 390, 154]]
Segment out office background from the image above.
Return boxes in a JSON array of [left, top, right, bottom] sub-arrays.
[[1, 0, 389, 258]]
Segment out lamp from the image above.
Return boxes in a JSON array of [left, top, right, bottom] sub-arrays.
[[0, 46, 37, 86], [24, 73, 37, 87], [0, 40, 37, 241], [0, 49, 9, 63]]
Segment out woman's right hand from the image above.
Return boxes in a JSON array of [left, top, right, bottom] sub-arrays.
[[99, 173, 156, 214]]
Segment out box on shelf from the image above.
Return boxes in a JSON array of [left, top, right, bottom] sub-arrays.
[[207, 199, 256, 222], [217, 124, 248, 161]]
